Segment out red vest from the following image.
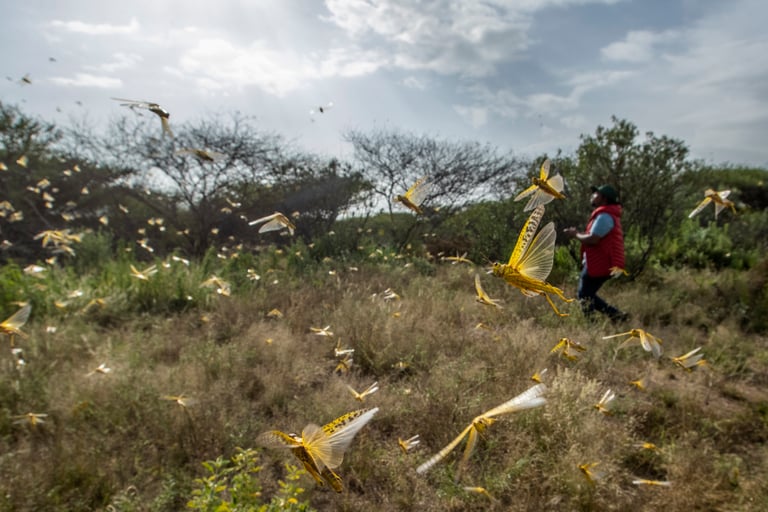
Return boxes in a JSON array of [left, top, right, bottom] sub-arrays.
[[582, 204, 625, 277]]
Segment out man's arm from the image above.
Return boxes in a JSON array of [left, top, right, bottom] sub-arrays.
[[563, 213, 614, 246], [563, 228, 601, 245]]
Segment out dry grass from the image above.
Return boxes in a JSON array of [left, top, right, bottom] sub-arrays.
[[1, 261, 768, 511]]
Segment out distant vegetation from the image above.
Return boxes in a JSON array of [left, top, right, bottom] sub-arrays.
[[1, 102, 767, 511]]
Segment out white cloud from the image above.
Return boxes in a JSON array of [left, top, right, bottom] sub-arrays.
[[566, 70, 635, 92], [322, 0, 627, 77], [323, 0, 533, 76], [461, 68, 633, 123], [560, 115, 589, 129], [314, 47, 384, 78], [401, 76, 427, 89], [10, 0, 765, 166], [176, 38, 385, 96], [49, 73, 123, 88], [177, 38, 307, 95], [512, 0, 624, 8], [460, 84, 523, 119], [453, 105, 489, 128], [48, 17, 140, 35], [601, 30, 679, 62], [600, 0, 768, 162], [87, 52, 143, 73], [526, 91, 578, 114]]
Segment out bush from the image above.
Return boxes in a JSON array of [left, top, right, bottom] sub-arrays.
[[435, 199, 520, 264], [186, 448, 314, 512]]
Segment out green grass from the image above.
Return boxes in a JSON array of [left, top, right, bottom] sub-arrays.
[[1, 252, 767, 511]]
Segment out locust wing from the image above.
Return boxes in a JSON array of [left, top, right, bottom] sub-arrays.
[[1, 303, 32, 337], [515, 221, 555, 282], [481, 383, 547, 418], [308, 408, 378, 470], [507, 205, 546, 268]]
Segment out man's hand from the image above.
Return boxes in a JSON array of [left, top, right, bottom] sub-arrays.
[[563, 227, 579, 239]]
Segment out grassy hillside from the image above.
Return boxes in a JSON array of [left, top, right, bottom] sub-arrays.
[[1, 252, 767, 511]]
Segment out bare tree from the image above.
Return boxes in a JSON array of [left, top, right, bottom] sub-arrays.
[[345, 128, 522, 216], [1, 102, 135, 262], [66, 112, 292, 255], [345, 128, 523, 249], [64, 111, 366, 254]]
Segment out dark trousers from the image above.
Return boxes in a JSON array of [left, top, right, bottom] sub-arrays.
[[577, 267, 623, 319]]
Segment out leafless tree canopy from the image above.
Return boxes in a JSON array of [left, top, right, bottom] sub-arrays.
[[345, 128, 525, 217]]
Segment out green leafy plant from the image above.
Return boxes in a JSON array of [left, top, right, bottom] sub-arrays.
[[187, 448, 314, 512]]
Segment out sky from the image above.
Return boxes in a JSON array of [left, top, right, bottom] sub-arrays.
[[1, 0, 767, 167]]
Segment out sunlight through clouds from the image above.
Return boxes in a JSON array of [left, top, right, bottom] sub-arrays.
[[2, 0, 765, 165], [176, 38, 384, 96], [178, 38, 309, 95], [49, 17, 140, 35]]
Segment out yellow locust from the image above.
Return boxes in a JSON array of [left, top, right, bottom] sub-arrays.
[[347, 381, 379, 402], [632, 478, 672, 487], [1, 303, 32, 346], [550, 337, 586, 361], [398, 434, 421, 454], [579, 462, 603, 486], [689, 189, 736, 219], [258, 408, 379, 492], [249, 212, 297, 236], [112, 98, 174, 138], [514, 159, 566, 212], [416, 384, 546, 479], [594, 389, 616, 415], [671, 347, 706, 371], [491, 205, 573, 316], [603, 328, 663, 360], [395, 176, 431, 215]]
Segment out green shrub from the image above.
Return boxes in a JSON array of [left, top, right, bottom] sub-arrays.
[[435, 199, 519, 264], [186, 448, 314, 512], [0, 263, 28, 318], [657, 219, 734, 269], [71, 231, 116, 275]]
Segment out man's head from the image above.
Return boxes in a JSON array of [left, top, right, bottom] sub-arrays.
[[590, 185, 620, 207]]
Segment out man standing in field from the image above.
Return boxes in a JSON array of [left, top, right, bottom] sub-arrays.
[[563, 185, 629, 322]]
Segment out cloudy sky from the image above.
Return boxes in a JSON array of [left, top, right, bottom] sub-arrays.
[[2, 0, 767, 167]]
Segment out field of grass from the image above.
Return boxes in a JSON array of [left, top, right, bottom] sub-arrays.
[[1, 251, 768, 511]]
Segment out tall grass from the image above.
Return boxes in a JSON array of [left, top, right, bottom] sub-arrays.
[[1, 247, 767, 511]]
